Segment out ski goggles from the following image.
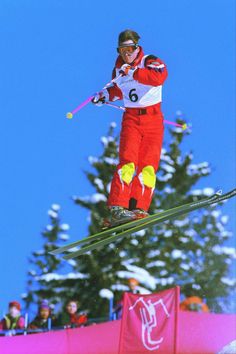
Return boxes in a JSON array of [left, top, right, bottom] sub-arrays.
[[117, 44, 138, 54]]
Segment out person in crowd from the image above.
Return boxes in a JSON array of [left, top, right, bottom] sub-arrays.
[[114, 278, 140, 319], [180, 296, 209, 312], [57, 300, 88, 328], [0, 301, 25, 335], [127, 277, 140, 294], [28, 300, 54, 331]]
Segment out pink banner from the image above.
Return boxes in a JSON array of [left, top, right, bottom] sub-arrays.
[[118, 287, 180, 354], [0, 308, 235, 353]]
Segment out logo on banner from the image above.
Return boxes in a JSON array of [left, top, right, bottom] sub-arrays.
[[129, 297, 170, 351]]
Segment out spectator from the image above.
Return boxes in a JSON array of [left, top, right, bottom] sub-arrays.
[[0, 301, 25, 335], [28, 300, 54, 331], [114, 278, 140, 319], [128, 278, 140, 294], [57, 300, 87, 328], [180, 296, 209, 312]]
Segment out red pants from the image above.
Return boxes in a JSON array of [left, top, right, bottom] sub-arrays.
[[108, 105, 164, 211]]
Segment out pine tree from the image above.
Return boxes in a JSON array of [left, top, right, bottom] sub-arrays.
[[24, 118, 236, 317], [73, 118, 236, 314], [23, 204, 88, 313]]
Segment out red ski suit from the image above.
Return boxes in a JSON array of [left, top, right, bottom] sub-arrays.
[[107, 47, 167, 211]]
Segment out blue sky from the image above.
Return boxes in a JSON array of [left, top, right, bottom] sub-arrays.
[[0, 0, 235, 313]]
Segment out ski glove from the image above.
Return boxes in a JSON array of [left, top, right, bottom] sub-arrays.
[[119, 64, 137, 78], [92, 89, 109, 106]]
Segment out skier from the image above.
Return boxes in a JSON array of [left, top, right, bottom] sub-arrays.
[[92, 29, 168, 226]]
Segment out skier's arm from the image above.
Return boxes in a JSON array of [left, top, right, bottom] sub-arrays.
[[133, 55, 168, 86], [106, 67, 123, 101]]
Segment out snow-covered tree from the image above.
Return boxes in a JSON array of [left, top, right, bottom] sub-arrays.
[[73, 118, 236, 314], [23, 204, 88, 312], [25, 118, 236, 317]]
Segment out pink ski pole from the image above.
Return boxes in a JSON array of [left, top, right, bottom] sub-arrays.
[[104, 102, 188, 130], [66, 75, 122, 119]]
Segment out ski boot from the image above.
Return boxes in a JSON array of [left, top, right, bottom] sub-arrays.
[[102, 206, 137, 229], [132, 209, 150, 219]]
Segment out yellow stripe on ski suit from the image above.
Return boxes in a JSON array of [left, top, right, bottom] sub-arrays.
[[120, 162, 135, 184], [141, 165, 156, 188]]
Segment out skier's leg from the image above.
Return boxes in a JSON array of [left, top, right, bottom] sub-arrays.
[[108, 113, 142, 209], [129, 114, 164, 212]]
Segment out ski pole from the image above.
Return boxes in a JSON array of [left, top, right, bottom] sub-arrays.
[[104, 102, 188, 130], [66, 75, 122, 119]]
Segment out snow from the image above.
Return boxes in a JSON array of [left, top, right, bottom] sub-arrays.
[[111, 284, 129, 291], [160, 269, 168, 276], [118, 263, 156, 290], [160, 149, 174, 165], [94, 178, 104, 190], [161, 163, 176, 173], [104, 157, 119, 165], [78, 193, 107, 203], [59, 234, 69, 241], [88, 156, 98, 164], [179, 237, 189, 243], [173, 218, 189, 227], [185, 229, 197, 237], [146, 260, 166, 268], [148, 249, 161, 258], [180, 263, 190, 271], [51, 204, 60, 211], [221, 277, 236, 286], [46, 225, 53, 231], [48, 210, 58, 219], [164, 186, 176, 194], [36, 272, 88, 282], [99, 289, 114, 299], [187, 164, 211, 176], [192, 284, 201, 290], [60, 223, 70, 231], [171, 249, 183, 259], [190, 187, 214, 197], [34, 250, 44, 256], [155, 277, 174, 286], [119, 251, 127, 257], [130, 239, 139, 246], [66, 259, 77, 267], [220, 215, 229, 224], [100, 136, 115, 147], [163, 230, 173, 238], [133, 230, 145, 237], [158, 173, 173, 182], [222, 247, 236, 258], [211, 210, 221, 218], [110, 121, 117, 128]]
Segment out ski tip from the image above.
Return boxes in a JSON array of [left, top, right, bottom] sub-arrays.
[[66, 112, 73, 119], [216, 189, 223, 196], [182, 123, 188, 130]]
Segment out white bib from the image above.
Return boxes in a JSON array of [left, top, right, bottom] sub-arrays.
[[114, 55, 162, 108]]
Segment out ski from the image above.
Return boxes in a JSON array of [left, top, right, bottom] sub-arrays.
[[50, 190, 222, 256], [50, 188, 235, 259], [62, 188, 235, 259]]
